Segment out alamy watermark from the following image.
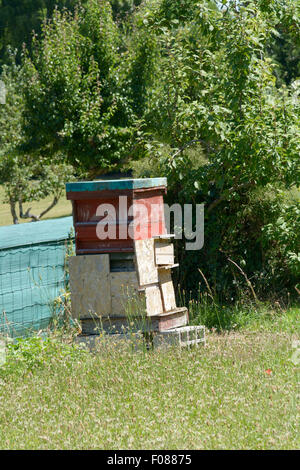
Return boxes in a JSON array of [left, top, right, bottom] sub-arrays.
[[95, 197, 204, 251], [291, 340, 300, 366], [0, 80, 6, 104], [0, 339, 6, 366]]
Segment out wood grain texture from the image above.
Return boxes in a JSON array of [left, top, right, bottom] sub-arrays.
[[69, 254, 111, 319], [144, 284, 164, 316], [159, 269, 177, 312], [158, 307, 188, 332], [134, 238, 158, 286], [111, 271, 140, 317], [81, 316, 158, 334], [155, 240, 175, 266]]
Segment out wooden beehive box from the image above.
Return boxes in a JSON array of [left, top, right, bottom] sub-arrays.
[[67, 178, 188, 335], [66, 178, 168, 254]]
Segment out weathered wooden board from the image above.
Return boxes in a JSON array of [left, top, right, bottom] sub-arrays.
[[111, 271, 140, 317], [159, 269, 177, 312], [158, 307, 188, 332], [153, 234, 175, 240], [80, 308, 189, 334], [81, 316, 159, 335], [74, 332, 146, 352], [67, 179, 168, 254], [144, 284, 164, 317], [66, 178, 167, 193], [69, 254, 111, 319], [159, 264, 179, 270], [134, 238, 158, 286], [155, 240, 174, 266]]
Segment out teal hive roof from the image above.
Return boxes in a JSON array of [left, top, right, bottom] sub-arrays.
[[66, 177, 167, 193]]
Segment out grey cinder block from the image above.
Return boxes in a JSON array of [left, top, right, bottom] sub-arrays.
[[153, 325, 205, 349]]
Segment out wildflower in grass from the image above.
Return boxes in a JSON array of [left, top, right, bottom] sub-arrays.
[[265, 369, 272, 375]]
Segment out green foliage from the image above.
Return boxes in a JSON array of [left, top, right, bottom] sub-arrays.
[[187, 290, 299, 332], [0, 325, 299, 449], [0, 0, 86, 68], [262, 197, 300, 280], [2, 155, 75, 203], [0, 51, 23, 163], [2, 335, 86, 374], [110, 0, 142, 21], [0, 52, 76, 223], [129, 0, 300, 299], [0, 1, 143, 67], [0, 0, 299, 298], [263, 0, 300, 85], [143, 1, 299, 186], [22, 1, 136, 170]]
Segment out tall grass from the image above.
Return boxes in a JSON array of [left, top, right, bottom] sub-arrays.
[[178, 281, 299, 333], [0, 321, 299, 449]]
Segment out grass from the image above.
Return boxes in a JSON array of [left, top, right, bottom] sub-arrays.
[[0, 185, 72, 226], [0, 308, 299, 450], [188, 293, 300, 333]]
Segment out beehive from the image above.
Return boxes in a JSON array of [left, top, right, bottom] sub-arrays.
[[66, 178, 168, 254], [66, 178, 188, 335]]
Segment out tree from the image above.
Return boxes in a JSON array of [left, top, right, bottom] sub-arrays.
[[0, 0, 86, 68], [0, 1, 143, 69], [0, 53, 75, 224], [128, 0, 300, 297], [268, 1, 300, 85], [16, 0, 300, 296], [110, 0, 142, 21], [22, 1, 137, 172]]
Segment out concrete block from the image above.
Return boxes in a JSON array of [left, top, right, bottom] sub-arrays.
[[153, 325, 205, 349], [74, 332, 147, 352]]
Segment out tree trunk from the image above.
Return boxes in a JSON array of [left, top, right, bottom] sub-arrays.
[[9, 198, 19, 224], [19, 200, 39, 221], [38, 196, 59, 219], [18, 196, 59, 222]]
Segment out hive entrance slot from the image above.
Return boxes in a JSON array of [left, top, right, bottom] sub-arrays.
[[109, 252, 135, 272]]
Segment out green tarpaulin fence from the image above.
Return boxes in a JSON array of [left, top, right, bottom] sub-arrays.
[[0, 217, 74, 338]]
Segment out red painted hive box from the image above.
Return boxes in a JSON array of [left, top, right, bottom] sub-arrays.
[[66, 178, 168, 255]]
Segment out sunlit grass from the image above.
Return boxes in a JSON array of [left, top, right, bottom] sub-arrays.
[[0, 312, 299, 450], [0, 185, 72, 226]]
